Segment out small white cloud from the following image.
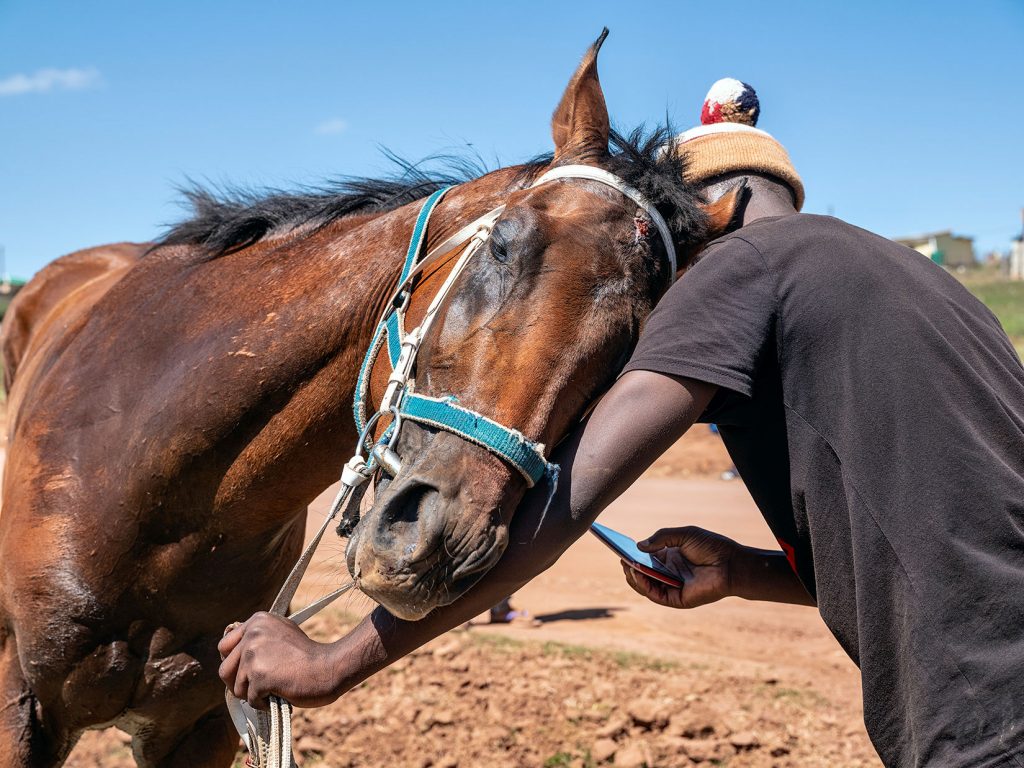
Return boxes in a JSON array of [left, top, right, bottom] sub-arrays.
[[0, 67, 102, 97], [314, 117, 348, 136]]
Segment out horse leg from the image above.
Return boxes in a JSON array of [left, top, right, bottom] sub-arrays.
[[0, 629, 76, 767], [132, 706, 240, 768]]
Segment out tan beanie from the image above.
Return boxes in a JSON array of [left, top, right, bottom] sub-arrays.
[[674, 78, 805, 210]]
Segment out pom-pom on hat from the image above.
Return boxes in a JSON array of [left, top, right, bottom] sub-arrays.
[[675, 78, 804, 210], [701, 77, 760, 126]]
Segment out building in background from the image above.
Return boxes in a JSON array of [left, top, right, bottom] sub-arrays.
[[894, 231, 975, 269], [1010, 209, 1024, 281]]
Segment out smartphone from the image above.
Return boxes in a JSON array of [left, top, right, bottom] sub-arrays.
[[590, 522, 684, 588]]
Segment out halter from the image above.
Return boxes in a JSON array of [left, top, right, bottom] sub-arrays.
[[227, 164, 677, 768], [352, 164, 678, 488]]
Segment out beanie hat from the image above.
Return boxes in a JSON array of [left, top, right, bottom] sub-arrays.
[[675, 78, 804, 210]]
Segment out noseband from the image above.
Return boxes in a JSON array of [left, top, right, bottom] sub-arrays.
[[227, 164, 678, 768]]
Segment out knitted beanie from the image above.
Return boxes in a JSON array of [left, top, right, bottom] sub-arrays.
[[675, 78, 804, 210]]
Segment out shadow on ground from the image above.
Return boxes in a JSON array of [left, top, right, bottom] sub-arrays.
[[534, 607, 623, 623]]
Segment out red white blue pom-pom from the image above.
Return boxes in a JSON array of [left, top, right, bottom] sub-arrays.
[[700, 78, 760, 127]]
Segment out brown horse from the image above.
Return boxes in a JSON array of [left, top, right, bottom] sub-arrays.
[[0, 33, 738, 766], [1, 242, 146, 399]]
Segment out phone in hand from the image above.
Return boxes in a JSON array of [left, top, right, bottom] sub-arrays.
[[590, 522, 684, 588]]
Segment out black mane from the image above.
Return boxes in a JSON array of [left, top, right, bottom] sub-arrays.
[[160, 126, 708, 260]]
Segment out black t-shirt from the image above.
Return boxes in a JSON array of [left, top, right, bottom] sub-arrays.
[[623, 214, 1024, 767]]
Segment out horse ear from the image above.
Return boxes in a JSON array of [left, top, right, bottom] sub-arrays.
[[551, 29, 610, 161], [702, 182, 748, 241]]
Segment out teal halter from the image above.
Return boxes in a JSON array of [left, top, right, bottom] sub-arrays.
[[352, 186, 555, 486], [353, 165, 678, 487]]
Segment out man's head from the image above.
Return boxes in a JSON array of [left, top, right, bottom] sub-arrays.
[[675, 78, 804, 214]]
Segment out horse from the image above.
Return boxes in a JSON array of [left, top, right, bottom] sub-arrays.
[[0, 32, 739, 766], [0, 242, 146, 399]]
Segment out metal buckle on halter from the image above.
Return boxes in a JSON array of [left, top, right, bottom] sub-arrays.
[[370, 407, 404, 477], [380, 328, 421, 412], [392, 286, 411, 313], [354, 406, 406, 479]]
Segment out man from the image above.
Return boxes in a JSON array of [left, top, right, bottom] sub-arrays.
[[220, 79, 1024, 766]]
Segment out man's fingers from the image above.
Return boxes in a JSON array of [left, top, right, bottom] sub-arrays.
[[219, 645, 242, 689], [246, 676, 270, 710], [621, 561, 667, 603], [218, 621, 245, 658], [638, 526, 698, 552], [243, 655, 273, 710], [232, 659, 248, 702], [621, 561, 646, 594]]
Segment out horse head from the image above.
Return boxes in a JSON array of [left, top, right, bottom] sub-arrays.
[[347, 31, 742, 619]]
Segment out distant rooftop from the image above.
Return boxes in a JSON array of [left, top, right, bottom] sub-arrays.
[[894, 230, 974, 245]]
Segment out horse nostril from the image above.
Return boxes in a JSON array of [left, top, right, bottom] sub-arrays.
[[373, 482, 442, 554], [387, 484, 437, 525]]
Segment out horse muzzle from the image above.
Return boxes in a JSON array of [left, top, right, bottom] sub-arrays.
[[344, 434, 515, 619]]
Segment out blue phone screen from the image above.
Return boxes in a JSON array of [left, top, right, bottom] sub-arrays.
[[590, 522, 676, 577]]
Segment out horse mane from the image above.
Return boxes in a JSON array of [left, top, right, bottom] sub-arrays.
[[160, 126, 708, 262]]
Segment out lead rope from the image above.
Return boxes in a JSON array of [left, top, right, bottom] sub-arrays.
[[226, 453, 371, 768]]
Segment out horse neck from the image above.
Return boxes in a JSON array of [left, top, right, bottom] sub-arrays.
[[201, 167, 525, 525]]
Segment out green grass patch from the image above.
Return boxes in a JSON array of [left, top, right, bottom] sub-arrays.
[[770, 686, 829, 708], [543, 752, 576, 767], [544, 749, 595, 768], [960, 273, 1024, 355], [472, 632, 678, 673], [470, 632, 527, 652], [609, 649, 680, 672], [542, 640, 594, 660]]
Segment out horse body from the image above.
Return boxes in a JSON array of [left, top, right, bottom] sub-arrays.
[[0, 173, 530, 764], [0, 33, 736, 766]]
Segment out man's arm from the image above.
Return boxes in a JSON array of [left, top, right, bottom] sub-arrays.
[[220, 370, 804, 707], [342, 371, 719, 655], [219, 370, 714, 707]]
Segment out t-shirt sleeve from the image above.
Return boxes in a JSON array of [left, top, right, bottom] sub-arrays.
[[622, 236, 776, 398]]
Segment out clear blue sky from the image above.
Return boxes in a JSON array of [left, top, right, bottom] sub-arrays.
[[2, 0, 1022, 279]]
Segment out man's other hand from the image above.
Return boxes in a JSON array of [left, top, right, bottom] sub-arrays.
[[218, 612, 341, 709], [621, 526, 740, 609]]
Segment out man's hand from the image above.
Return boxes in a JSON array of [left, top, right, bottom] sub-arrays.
[[621, 526, 739, 609], [622, 526, 816, 609], [218, 613, 341, 709]]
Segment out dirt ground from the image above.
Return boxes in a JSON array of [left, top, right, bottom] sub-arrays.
[[53, 429, 878, 766]]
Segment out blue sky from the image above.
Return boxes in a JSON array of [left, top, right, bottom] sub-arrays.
[[2, 0, 1022, 279]]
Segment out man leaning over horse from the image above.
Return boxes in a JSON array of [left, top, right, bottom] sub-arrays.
[[221, 79, 1024, 767]]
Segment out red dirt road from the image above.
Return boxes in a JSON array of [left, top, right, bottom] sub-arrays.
[[49, 428, 879, 765]]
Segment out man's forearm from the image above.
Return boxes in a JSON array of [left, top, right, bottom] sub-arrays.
[[324, 372, 718, 696], [328, 506, 583, 696], [325, 420, 620, 695], [731, 548, 815, 606]]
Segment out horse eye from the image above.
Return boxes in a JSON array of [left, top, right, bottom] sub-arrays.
[[489, 228, 511, 263], [490, 239, 509, 263]]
